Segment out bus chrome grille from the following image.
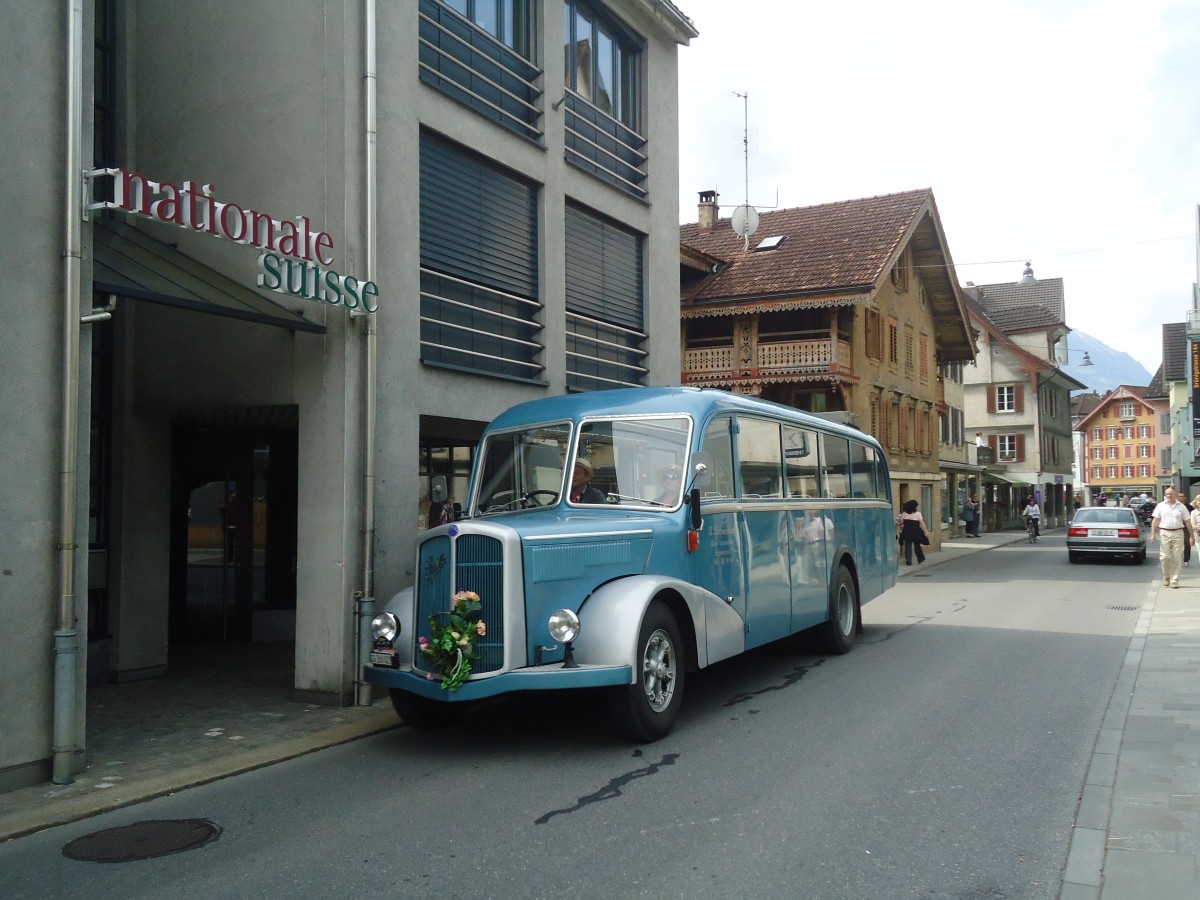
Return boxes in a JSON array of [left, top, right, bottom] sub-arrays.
[[414, 532, 505, 676]]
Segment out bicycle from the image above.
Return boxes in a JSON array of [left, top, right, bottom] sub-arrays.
[[1025, 516, 1039, 543]]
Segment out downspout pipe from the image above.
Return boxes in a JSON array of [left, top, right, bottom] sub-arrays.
[[54, 0, 86, 784], [355, 0, 379, 706]]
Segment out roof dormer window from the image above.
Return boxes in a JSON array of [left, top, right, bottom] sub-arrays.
[[754, 235, 785, 252]]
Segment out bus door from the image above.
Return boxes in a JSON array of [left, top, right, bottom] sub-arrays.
[[784, 424, 828, 632], [737, 417, 791, 649], [693, 417, 747, 636]]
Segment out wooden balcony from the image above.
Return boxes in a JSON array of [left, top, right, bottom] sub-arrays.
[[682, 338, 853, 386]]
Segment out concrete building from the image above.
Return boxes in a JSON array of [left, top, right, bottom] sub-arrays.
[[1, 0, 696, 791], [678, 189, 978, 548]]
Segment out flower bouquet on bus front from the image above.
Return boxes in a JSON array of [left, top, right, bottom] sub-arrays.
[[418, 590, 486, 691]]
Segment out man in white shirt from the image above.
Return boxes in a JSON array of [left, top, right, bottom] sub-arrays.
[[1151, 486, 1195, 588]]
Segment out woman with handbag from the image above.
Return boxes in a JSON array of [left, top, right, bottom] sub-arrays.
[[896, 498, 931, 566]]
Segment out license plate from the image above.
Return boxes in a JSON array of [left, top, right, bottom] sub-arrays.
[[370, 650, 398, 668], [1091, 529, 1117, 537]]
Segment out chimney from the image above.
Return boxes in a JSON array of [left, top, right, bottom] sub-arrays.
[[698, 190, 719, 232]]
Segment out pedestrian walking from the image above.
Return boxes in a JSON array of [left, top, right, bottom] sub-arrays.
[[896, 499, 931, 566], [1150, 487, 1194, 589]]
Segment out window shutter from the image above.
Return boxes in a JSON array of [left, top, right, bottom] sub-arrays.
[[1014, 384, 1025, 413], [987, 388, 996, 414], [988, 435, 997, 452], [1015, 433, 1026, 461]]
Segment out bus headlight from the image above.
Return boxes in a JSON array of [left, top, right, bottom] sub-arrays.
[[371, 612, 399, 643], [548, 609, 580, 643]]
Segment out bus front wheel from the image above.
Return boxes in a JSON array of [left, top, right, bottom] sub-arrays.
[[818, 566, 858, 655], [608, 601, 684, 742]]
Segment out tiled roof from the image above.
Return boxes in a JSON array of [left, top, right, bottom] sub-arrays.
[[1162, 322, 1186, 382], [679, 189, 976, 361], [972, 277, 1065, 332], [1145, 363, 1166, 399], [1071, 391, 1104, 419], [680, 189, 929, 300]]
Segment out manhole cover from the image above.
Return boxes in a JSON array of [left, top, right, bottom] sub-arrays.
[[63, 819, 221, 862]]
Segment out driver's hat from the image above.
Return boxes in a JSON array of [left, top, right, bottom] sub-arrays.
[[574, 458, 593, 475]]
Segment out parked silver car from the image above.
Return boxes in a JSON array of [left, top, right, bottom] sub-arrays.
[[1066, 506, 1146, 564]]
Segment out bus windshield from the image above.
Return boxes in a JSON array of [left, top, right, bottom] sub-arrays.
[[470, 415, 692, 514]]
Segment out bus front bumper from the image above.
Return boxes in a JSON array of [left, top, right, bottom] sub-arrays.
[[363, 662, 634, 701]]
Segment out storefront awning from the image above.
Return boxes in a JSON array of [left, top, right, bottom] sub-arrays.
[[983, 472, 1025, 485], [92, 221, 326, 334], [939, 459, 985, 474]]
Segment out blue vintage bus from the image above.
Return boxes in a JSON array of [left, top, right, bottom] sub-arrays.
[[366, 387, 897, 740]]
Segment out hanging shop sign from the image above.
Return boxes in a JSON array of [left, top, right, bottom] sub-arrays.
[[87, 167, 378, 313]]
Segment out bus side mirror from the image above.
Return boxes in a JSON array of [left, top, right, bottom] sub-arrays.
[[689, 488, 702, 531], [430, 475, 448, 504]]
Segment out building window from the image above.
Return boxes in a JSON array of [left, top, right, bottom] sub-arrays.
[[564, 204, 646, 390], [865, 309, 881, 359], [919, 333, 929, 381], [1092, 446, 1103, 460], [904, 327, 914, 372], [419, 131, 542, 381], [1107, 426, 1120, 440], [1107, 465, 1118, 478], [418, 0, 541, 141], [1138, 444, 1151, 458], [1120, 401, 1136, 417], [562, 0, 647, 198], [1138, 423, 1151, 437], [887, 319, 898, 365], [996, 385, 1016, 413], [1092, 427, 1102, 441], [1107, 446, 1119, 459], [1123, 425, 1134, 439], [998, 434, 1017, 460], [1139, 464, 1151, 478]]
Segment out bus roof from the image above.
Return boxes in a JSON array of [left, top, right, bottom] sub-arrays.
[[487, 387, 881, 448]]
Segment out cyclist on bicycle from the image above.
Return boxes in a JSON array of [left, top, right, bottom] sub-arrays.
[[1022, 496, 1041, 541]]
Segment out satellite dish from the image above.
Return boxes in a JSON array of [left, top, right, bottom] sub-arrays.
[[731, 204, 759, 240]]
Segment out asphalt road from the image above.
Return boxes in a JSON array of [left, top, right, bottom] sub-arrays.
[[1, 533, 1150, 899]]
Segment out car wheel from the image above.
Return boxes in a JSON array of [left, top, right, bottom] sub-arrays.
[[818, 566, 859, 655], [608, 601, 684, 742], [1068, 551, 1079, 564], [389, 689, 464, 730]]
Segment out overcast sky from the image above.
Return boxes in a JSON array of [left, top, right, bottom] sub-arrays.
[[676, 0, 1200, 375]]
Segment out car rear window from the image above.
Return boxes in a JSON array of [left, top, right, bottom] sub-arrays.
[[1074, 508, 1136, 524]]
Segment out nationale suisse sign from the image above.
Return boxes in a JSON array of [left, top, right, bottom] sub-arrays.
[[87, 167, 378, 314]]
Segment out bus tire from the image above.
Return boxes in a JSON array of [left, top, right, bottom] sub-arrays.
[[818, 566, 858, 655], [608, 601, 684, 742], [389, 689, 463, 730]]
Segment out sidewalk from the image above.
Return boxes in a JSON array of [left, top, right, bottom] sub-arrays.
[[2, 535, 1198, 899], [0, 642, 398, 842]]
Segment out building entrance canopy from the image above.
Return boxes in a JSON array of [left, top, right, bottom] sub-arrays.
[[93, 222, 326, 334]]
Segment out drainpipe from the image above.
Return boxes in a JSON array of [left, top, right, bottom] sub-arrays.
[[53, 0, 86, 784], [355, 0, 378, 706]]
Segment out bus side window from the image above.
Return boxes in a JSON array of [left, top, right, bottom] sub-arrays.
[[736, 417, 783, 498], [700, 417, 736, 499], [821, 435, 851, 500], [784, 424, 820, 498]]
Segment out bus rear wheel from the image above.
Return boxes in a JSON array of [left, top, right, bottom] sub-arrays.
[[818, 566, 858, 655], [608, 601, 684, 742]]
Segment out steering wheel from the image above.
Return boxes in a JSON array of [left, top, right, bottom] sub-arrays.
[[523, 490, 560, 507]]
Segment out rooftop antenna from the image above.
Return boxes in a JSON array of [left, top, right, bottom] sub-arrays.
[[730, 92, 778, 250]]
